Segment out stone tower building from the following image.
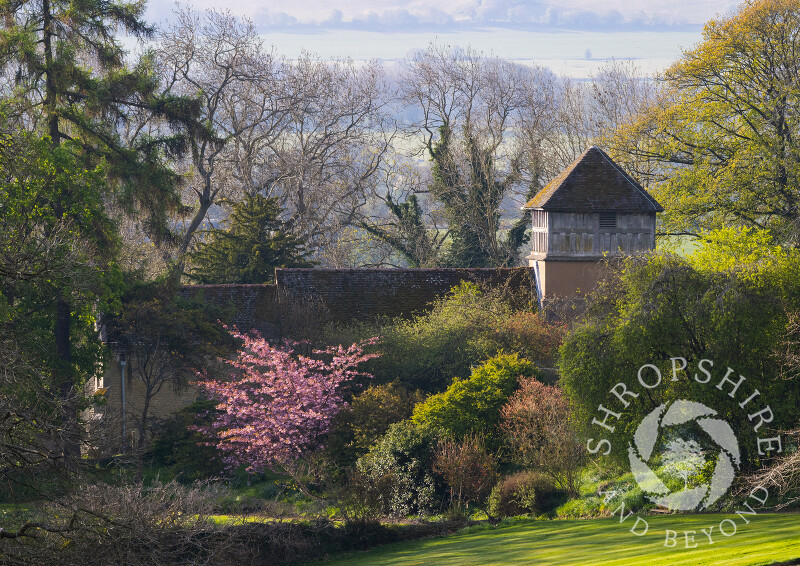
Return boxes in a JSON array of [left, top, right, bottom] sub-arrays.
[[523, 146, 663, 303]]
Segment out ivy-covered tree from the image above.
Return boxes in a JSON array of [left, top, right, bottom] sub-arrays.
[[187, 193, 313, 284], [359, 193, 445, 268], [432, 128, 538, 267], [429, 125, 514, 267], [399, 45, 559, 268]]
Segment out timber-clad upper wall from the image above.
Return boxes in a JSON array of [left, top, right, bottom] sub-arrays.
[[530, 211, 656, 259], [525, 146, 661, 261]]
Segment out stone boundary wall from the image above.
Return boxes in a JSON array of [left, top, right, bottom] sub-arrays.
[[177, 284, 281, 340], [88, 267, 535, 455], [177, 268, 535, 331], [274, 267, 534, 322]]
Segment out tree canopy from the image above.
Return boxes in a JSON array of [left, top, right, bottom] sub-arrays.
[[0, 127, 109, 493], [608, 0, 800, 244], [0, 0, 207, 461], [187, 193, 313, 284], [0, 0, 205, 238], [559, 252, 800, 468]]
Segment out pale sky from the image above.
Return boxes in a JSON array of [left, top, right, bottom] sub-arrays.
[[143, 0, 738, 77]]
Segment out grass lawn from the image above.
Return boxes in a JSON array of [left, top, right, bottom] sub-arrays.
[[320, 513, 800, 566]]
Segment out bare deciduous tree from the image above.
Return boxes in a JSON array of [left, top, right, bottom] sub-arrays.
[[265, 53, 393, 259], [155, 8, 288, 263], [126, 17, 658, 272], [148, 9, 394, 269], [399, 44, 560, 267], [590, 60, 661, 181]]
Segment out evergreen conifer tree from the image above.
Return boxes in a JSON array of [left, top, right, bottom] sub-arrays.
[[0, 0, 209, 460], [188, 194, 313, 284]]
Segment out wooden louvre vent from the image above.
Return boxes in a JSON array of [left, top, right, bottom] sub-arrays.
[[599, 212, 616, 229]]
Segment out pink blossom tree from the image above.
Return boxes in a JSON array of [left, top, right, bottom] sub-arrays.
[[196, 327, 378, 473]]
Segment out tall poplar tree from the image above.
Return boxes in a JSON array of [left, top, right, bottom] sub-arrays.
[[0, 0, 207, 460]]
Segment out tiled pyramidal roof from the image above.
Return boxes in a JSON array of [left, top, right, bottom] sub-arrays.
[[523, 146, 663, 212]]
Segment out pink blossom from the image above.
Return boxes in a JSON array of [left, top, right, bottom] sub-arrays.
[[195, 327, 379, 473]]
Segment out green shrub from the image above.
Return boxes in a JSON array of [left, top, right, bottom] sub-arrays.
[[320, 282, 562, 395], [146, 399, 224, 482], [490, 311, 565, 374], [487, 472, 566, 518], [367, 283, 558, 392], [620, 487, 648, 512], [411, 353, 537, 450], [556, 496, 605, 519], [325, 382, 426, 467], [375, 282, 511, 392], [355, 420, 443, 517], [551, 469, 650, 519]]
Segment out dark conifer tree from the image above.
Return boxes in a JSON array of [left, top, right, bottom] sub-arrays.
[[0, 0, 209, 460], [188, 194, 313, 284]]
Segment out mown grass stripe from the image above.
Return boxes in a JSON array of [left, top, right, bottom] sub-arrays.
[[318, 514, 800, 565]]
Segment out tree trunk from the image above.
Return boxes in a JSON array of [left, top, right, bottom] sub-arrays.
[[55, 298, 79, 463], [44, 0, 79, 465], [135, 393, 152, 482]]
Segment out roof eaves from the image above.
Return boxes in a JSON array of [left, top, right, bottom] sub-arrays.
[[595, 147, 663, 212], [522, 146, 664, 212]]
